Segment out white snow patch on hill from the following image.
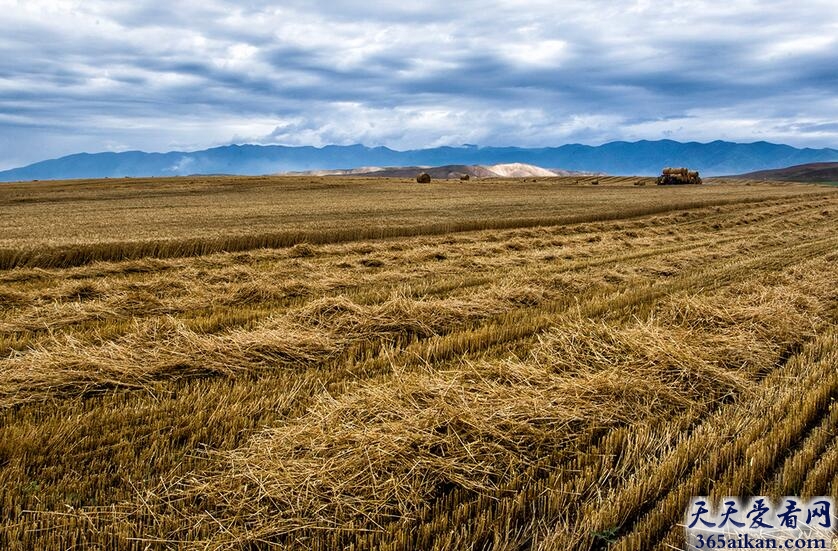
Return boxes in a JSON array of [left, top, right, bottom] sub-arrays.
[[482, 163, 561, 177]]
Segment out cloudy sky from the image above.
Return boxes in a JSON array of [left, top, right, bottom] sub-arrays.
[[0, 0, 836, 169]]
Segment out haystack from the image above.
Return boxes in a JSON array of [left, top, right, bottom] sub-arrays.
[[657, 167, 702, 185], [416, 172, 431, 183]]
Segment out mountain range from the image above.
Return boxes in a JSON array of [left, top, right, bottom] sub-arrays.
[[1, 140, 837, 182]]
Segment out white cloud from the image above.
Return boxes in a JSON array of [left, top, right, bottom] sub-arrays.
[[0, 0, 836, 168]]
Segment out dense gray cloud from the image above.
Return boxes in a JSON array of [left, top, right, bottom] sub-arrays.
[[0, 0, 836, 168]]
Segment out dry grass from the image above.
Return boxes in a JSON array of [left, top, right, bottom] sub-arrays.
[[1, 176, 837, 549], [0, 175, 823, 269]]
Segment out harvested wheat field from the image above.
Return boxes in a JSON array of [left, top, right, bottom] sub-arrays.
[[1, 175, 837, 550]]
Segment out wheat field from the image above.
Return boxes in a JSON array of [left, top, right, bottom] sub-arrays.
[[1, 175, 836, 550]]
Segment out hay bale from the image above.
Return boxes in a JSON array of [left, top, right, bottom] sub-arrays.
[[460, 174, 470, 181], [416, 172, 431, 183]]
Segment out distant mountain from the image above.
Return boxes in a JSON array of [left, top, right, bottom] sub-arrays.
[[290, 163, 588, 179], [732, 162, 838, 183], [1, 140, 837, 182]]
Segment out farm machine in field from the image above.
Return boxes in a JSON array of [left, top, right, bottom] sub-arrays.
[[656, 167, 702, 185]]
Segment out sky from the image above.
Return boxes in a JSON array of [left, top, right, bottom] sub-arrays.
[[0, 0, 837, 170]]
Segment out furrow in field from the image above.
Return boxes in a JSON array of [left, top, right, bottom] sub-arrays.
[[1, 192, 830, 349], [649, 391, 838, 551], [2, 189, 836, 550], [384, 255, 838, 551], [9, 242, 832, 547], [416, 251, 838, 546], [761, 402, 838, 497], [0, 207, 812, 358], [0, 190, 827, 271], [4, 221, 832, 410], [801, 439, 838, 497], [608, 329, 838, 551], [317, 233, 838, 405], [148, 236, 832, 548]]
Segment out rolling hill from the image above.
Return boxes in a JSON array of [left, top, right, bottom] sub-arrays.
[[733, 162, 838, 183], [289, 163, 587, 179]]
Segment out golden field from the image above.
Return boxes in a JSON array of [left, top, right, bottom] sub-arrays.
[[0, 175, 836, 550]]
